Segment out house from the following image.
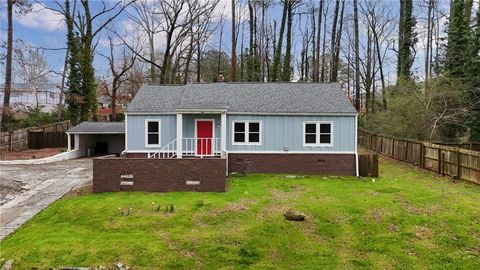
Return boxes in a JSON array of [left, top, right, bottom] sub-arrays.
[[87, 82, 358, 192], [0, 83, 61, 112]]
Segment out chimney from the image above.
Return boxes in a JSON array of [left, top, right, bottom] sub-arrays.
[[217, 72, 224, 82]]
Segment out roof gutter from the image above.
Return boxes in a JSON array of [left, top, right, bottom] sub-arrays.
[[125, 111, 357, 116]]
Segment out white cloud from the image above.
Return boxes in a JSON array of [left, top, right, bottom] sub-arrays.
[[16, 3, 64, 31]]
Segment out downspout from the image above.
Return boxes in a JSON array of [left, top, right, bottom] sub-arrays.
[[123, 113, 128, 154], [355, 114, 359, 177]]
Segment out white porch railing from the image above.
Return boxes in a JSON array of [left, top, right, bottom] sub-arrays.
[[147, 138, 221, 158]]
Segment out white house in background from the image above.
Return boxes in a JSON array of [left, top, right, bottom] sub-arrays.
[[0, 83, 61, 112]]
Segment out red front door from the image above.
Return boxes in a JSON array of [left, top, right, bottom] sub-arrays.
[[196, 120, 213, 156]]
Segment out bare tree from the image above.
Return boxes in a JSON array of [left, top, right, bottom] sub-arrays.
[[2, 0, 31, 131], [98, 37, 137, 121], [353, 0, 361, 111], [231, 0, 237, 81], [127, 0, 163, 83], [15, 45, 51, 109]]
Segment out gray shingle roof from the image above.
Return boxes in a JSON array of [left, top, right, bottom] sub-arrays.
[[127, 83, 357, 114], [67, 122, 125, 134]]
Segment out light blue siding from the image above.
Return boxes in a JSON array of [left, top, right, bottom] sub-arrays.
[[126, 113, 355, 153], [227, 115, 355, 152], [126, 114, 176, 150], [182, 114, 221, 139]]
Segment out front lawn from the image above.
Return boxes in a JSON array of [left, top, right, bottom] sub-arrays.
[[1, 157, 479, 269]]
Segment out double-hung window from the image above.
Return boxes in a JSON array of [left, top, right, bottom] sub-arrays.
[[145, 120, 161, 146], [303, 121, 333, 146], [233, 121, 261, 145]]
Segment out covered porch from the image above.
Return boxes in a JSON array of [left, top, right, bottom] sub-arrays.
[[147, 104, 228, 159]]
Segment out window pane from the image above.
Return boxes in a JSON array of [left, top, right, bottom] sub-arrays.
[[249, 133, 260, 143], [249, 122, 260, 132], [234, 122, 245, 132], [148, 134, 159, 145], [305, 123, 316, 133], [320, 134, 331, 144], [320, 123, 331, 134], [148, 121, 158, 132], [305, 134, 316, 144], [234, 132, 245, 142]]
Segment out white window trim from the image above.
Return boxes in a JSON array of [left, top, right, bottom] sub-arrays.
[[145, 119, 161, 147], [303, 121, 334, 147], [232, 120, 262, 145]]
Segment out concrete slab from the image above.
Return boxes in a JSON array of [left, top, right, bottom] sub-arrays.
[[0, 158, 92, 240]]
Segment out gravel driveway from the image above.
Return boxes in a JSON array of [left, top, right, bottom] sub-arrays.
[[0, 158, 92, 240]]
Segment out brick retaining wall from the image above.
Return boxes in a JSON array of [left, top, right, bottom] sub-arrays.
[[93, 156, 226, 192], [227, 153, 356, 176]]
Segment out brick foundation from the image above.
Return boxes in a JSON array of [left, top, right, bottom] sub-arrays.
[[227, 153, 356, 176], [93, 156, 226, 192]]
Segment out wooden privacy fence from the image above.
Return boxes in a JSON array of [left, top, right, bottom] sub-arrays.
[[0, 129, 29, 152], [0, 121, 71, 152], [359, 153, 379, 177], [358, 128, 480, 184], [28, 132, 68, 149]]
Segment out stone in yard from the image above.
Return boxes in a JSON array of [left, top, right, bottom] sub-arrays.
[[1, 260, 13, 270], [283, 210, 306, 221]]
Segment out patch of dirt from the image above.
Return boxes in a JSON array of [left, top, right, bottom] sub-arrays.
[[393, 195, 440, 216], [0, 148, 62, 160], [65, 185, 93, 197], [367, 208, 385, 223], [295, 219, 326, 243], [414, 226, 432, 240], [388, 223, 400, 233], [193, 198, 256, 226]]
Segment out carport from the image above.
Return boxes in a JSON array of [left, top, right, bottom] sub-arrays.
[[66, 122, 125, 157]]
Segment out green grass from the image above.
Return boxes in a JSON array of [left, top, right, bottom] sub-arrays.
[[1, 157, 479, 269]]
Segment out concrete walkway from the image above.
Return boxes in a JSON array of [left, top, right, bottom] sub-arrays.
[[0, 158, 92, 240]]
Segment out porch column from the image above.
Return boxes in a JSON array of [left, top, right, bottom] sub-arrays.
[[67, 133, 71, 151], [74, 134, 79, 150], [176, 113, 183, 158], [221, 113, 227, 153]]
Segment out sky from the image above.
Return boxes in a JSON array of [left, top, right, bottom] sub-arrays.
[[0, 0, 464, 86]]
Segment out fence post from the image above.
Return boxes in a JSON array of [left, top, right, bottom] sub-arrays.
[[437, 148, 442, 174], [405, 140, 409, 161], [420, 144, 424, 167], [456, 150, 461, 179], [441, 152, 446, 176], [392, 138, 395, 158], [8, 132, 12, 151], [381, 136, 384, 154]]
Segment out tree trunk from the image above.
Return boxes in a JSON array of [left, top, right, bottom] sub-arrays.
[[217, 25, 223, 80], [315, 0, 323, 82], [397, 0, 405, 80], [331, 0, 345, 82], [365, 27, 372, 114], [329, 0, 340, 82], [282, 0, 293, 81], [272, 0, 288, 81], [184, 29, 194, 84], [373, 31, 387, 109], [231, 0, 237, 82], [111, 81, 118, 122], [353, 0, 361, 111], [320, 2, 328, 82], [1, 0, 14, 131]]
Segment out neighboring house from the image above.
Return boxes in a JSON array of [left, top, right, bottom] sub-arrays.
[[72, 82, 358, 193], [0, 83, 61, 112]]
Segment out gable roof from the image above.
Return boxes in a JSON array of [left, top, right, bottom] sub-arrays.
[[127, 83, 357, 114], [67, 122, 125, 134]]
